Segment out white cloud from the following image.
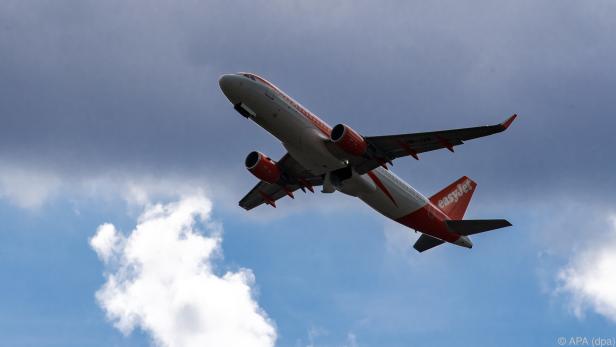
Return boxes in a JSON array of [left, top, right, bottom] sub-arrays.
[[0, 159, 228, 212], [0, 164, 60, 209], [344, 332, 359, 347], [90, 223, 123, 263], [557, 215, 616, 323], [298, 326, 361, 347], [90, 194, 277, 347], [0, 160, 357, 224]]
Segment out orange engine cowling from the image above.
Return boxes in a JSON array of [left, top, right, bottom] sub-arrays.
[[245, 151, 281, 184], [330, 124, 368, 156]]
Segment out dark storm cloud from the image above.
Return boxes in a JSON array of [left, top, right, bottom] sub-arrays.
[[1, 0, 615, 200]]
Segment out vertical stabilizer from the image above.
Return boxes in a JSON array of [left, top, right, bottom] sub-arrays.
[[429, 176, 476, 220]]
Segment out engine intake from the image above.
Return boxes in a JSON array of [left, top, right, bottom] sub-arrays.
[[331, 124, 368, 156], [245, 151, 281, 184]]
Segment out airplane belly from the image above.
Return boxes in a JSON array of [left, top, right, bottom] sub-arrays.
[[356, 168, 428, 220], [254, 101, 304, 146], [234, 80, 346, 174], [335, 170, 376, 197], [283, 128, 347, 175]]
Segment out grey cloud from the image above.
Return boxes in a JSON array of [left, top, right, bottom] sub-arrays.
[[1, 0, 615, 202]]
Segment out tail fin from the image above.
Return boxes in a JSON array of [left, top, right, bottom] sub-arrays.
[[430, 176, 476, 219]]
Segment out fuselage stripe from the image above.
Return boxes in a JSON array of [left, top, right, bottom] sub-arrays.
[[367, 171, 398, 207]]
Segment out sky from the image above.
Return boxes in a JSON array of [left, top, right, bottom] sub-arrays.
[[1, 0, 616, 346]]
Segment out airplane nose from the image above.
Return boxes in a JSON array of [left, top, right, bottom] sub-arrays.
[[219, 74, 242, 104], [218, 74, 232, 90]]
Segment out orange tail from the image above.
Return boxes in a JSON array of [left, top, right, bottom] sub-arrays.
[[429, 176, 477, 220]]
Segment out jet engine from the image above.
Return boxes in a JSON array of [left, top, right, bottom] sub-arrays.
[[330, 124, 368, 156], [245, 151, 281, 184]]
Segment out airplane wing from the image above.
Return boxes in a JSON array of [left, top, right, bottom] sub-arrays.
[[352, 114, 517, 174], [239, 153, 323, 210]]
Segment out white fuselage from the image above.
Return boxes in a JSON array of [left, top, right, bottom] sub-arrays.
[[219, 73, 430, 221]]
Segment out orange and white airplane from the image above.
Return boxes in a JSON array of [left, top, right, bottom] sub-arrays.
[[219, 73, 516, 252]]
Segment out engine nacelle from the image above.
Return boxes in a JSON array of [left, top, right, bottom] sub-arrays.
[[330, 124, 368, 156], [245, 151, 281, 184]]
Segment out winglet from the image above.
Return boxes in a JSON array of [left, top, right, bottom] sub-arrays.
[[500, 114, 517, 130]]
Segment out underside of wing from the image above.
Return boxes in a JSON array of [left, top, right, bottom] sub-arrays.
[[353, 115, 516, 174], [239, 153, 323, 210], [239, 181, 289, 210]]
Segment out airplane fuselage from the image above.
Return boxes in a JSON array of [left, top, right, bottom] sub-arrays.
[[220, 73, 473, 248]]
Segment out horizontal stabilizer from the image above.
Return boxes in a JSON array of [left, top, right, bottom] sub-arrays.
[[445, 219, 512, 236], [413, 234, 445, 252]]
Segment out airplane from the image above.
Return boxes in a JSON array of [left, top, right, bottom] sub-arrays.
[[219, 72, 516, 252]]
